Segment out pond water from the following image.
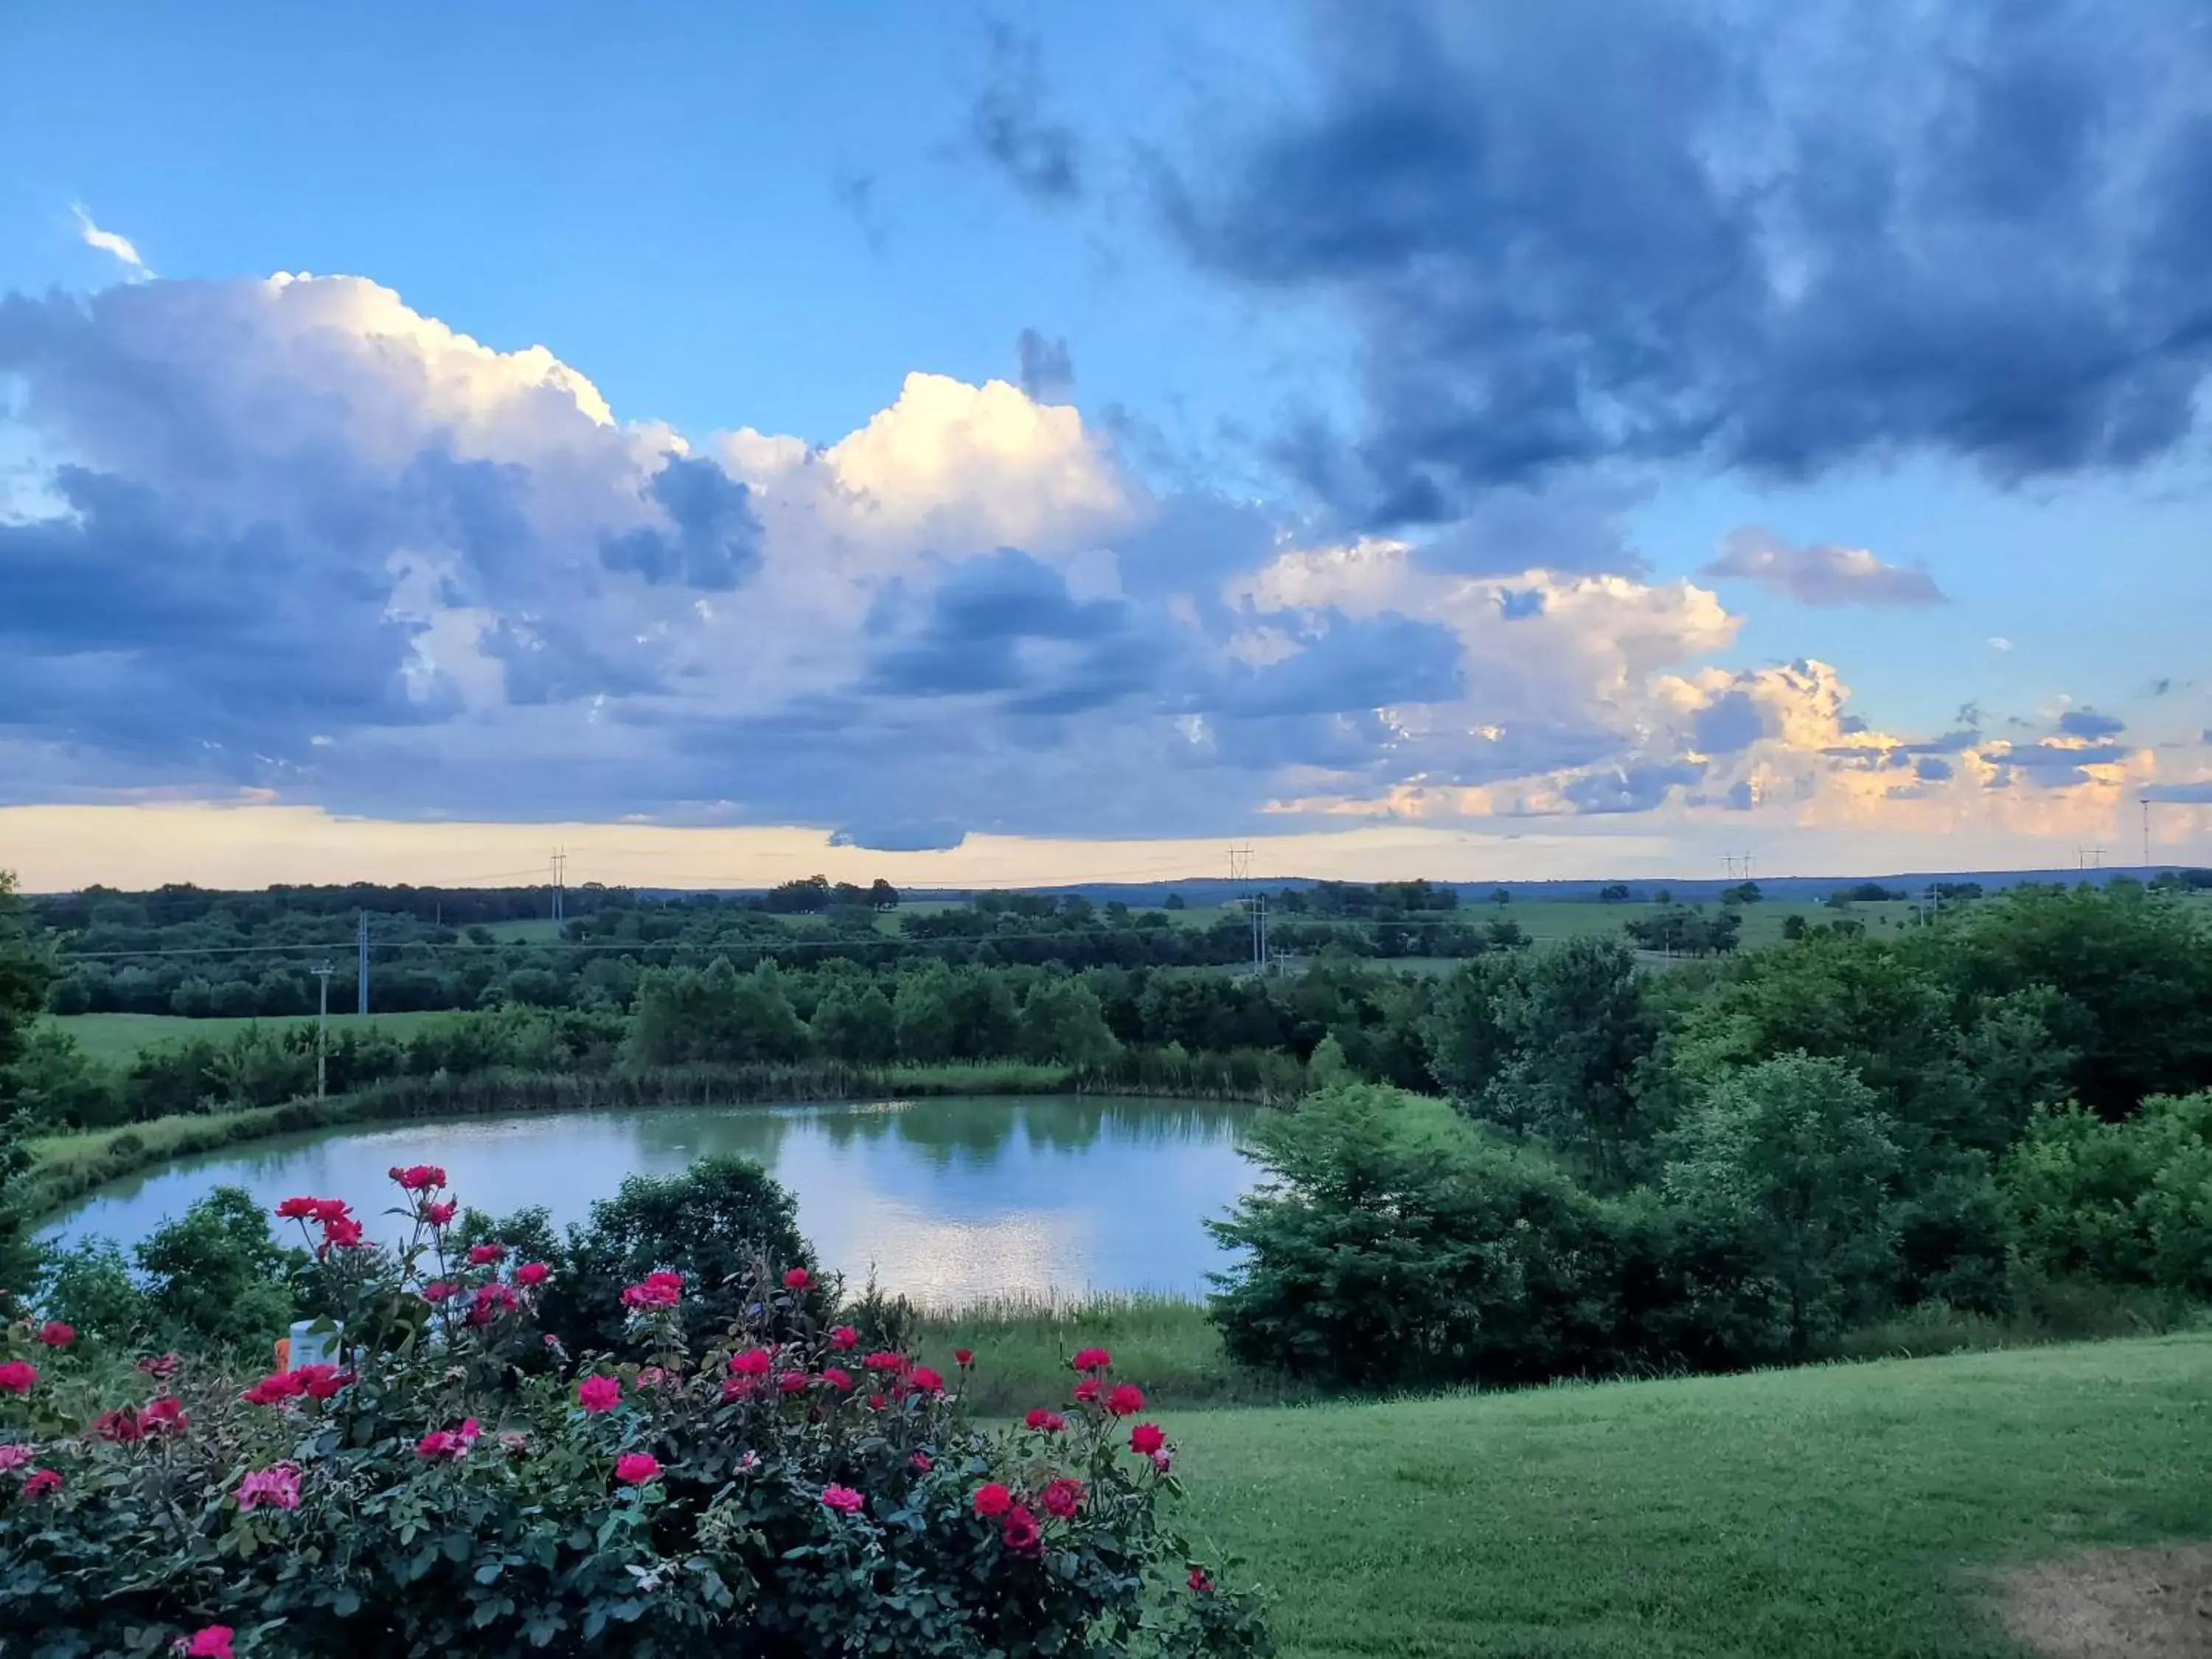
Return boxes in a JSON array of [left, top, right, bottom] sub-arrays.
[[40, 1096, 1262, 1307]]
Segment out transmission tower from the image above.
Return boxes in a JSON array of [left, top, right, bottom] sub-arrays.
[[1228, 846, 1264, 975], [355, 911, 369, 1015], [313, 961, 334, 1099], [551, 847, 567, 924]]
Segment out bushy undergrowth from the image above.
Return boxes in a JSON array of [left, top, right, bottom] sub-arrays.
[[1209, 1076, 2212, 1391], [0, 1166, 1270, 1658]]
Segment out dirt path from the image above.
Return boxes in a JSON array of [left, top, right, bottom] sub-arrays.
[[2000, 1546, 2212, 1656]]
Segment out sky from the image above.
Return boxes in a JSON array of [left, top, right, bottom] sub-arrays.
[[3, 0, 2211, 892]]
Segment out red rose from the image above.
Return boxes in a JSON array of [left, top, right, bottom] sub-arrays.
[[1025, 1408, 1067, 1433], [467, 1284, 519, 1326], [909, 1451, 933, 1472], [136, 1352, 181, 1380], [184, 1625, 234, 1658], [577, 1375, 622, 1413], [390, 1164, 446, 1191], [866, 1393, 887, 1411], [1072, 1378, 1102, 1405], [1130, 1422, 1166, 1455], [467, 1242, 504, 1266], [728, 1347, 773, 1377], [422, 1200, 459, 1227], [619, 1271, 683, 1310], [782, 1267, 811, 1290], [953, 1349, 973, 1368], [778, 1370, 809, 1395], [321, 1214, 366, 1250], [828, 1325, 859, 1350], [515, 1261, 550, 1286], [95, 1406, 143, 1443], [1189, 1568, 1214, 1594], [970, 1481, 1013, 1517], [415, 1428, 465, 1460], [143, 1396, 188, 1434], [1071, 1346, 1111, 1374], [311, 1198, 352, 1224], [820, 1482, 863, 1513], [23, 1468, 62, 1498], [1, 1360, 45, 1395], [821, 1367, 854, 1392], [1040, 1476, 1085, 1518], [240, 1371, 305, 1406], [1000, 1503, 1043, 1554], [422, 1281, 459, 1304], [862, 1350, 905, 1373], [35, 1321, 74, 1348], [906, 1366, 945, 1397], [1105, 1383, 1145, 1418], [274, 1197, 323, 1220], [291, 1364, 352, 1402], [613, 1452, 661, 1486]]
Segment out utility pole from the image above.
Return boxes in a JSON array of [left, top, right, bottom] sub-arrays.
[[552, 847, 566, 924], [313, 960, 334, 1099], [2141, 797, 2152, 869], [1228, 846, 1262, 975], [355, 911, 369, 1015]]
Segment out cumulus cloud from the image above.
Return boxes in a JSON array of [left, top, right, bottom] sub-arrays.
[[0, 269, 2183, 849], [970, 19, 1082, 204], [1162, 0, 2212, 523], [1700, 526, 1945, 608], [71, 204, 149, 276]]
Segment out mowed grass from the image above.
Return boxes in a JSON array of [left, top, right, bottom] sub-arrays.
[[49, 1009, 469, 1065], [1172, 1334, 2212, 1659]]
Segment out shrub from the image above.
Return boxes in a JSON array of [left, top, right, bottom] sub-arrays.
[[1660, 1055, 1902, 1357], [0, 1166, 1270, 1658], [526, 1156, 815, 1354], [2004, 1091, 2212, 1293], [1207, 1083, 1643, 1388]]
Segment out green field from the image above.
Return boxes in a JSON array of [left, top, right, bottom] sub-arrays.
[[481, 917, 566, 942], [1174, 1334, 2212, 1658], [49, 1009, 467, 1065]]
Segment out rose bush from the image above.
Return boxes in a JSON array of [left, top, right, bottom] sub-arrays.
[[0, 1165, 1268, 1658]]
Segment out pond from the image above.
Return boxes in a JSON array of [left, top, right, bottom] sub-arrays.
[[40, 1096, 1262, 1307]]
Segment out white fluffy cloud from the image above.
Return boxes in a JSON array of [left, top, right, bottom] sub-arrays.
[[0, 271, 2170, 849]]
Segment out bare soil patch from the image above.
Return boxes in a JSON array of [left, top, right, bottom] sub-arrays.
[[2000, 1545, 2212, 1657]]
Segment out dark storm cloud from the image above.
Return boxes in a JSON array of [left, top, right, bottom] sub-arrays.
[[1214, 611, 1464, 718], [2056, 708, 2126, 739], [1691, 691, 1768, 755], [1564, 762, 1706, 815], [970, 20, 1082, 205], [599, 454, 762, 591], [0, 467, 430, 787], [830, 822, 971, 852], [1162, 0, 2212, 524], [1015, 327, 1075, 400], [863, 550, 1163, 714], [2008, 740, 2129, 786]]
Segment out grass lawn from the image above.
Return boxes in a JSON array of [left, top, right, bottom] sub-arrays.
[[49, 1009, 469, 1065], [1173, 1334, 2212, 1658]]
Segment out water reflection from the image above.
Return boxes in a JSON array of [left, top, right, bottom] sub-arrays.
[[41, 1096, 1259, 1307]]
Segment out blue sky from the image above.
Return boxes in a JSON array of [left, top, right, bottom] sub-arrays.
[[2, 0, 2210, 888]]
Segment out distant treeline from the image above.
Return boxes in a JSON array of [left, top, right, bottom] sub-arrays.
[[24, 878, 1549, 1019]]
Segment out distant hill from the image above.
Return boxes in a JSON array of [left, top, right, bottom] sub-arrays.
[[779, 866, 2197, 907]]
